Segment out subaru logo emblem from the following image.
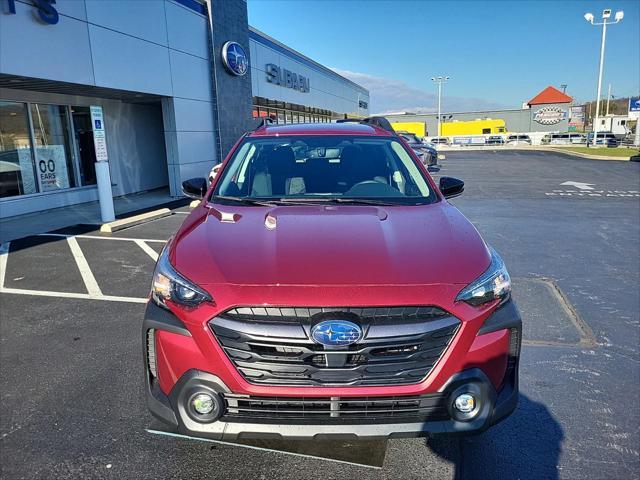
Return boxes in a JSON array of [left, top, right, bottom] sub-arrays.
[[221, 41, 248, 76], [311, 320, 362, 347]]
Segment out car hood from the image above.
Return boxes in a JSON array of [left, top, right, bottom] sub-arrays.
[[172, 203, 490, 287]]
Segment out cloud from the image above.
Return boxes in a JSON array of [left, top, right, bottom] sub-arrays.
[[332, 68, 506, 114]]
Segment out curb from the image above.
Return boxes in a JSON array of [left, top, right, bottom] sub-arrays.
[[100, 208, 172, 233], [537, 147, 635, 161], [439, 145, 637, 161]]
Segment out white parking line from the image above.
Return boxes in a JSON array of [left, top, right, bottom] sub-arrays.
[[145, 429, 381, 470], [0, 287, 146, 303], [135, 240, 159, 261], [37, 233, 167, 243], [67, 236, 103, 296], [0, 242, 9, 289]]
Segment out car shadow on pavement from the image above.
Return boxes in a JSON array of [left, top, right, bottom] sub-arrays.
[[428, 394, 564, 480]]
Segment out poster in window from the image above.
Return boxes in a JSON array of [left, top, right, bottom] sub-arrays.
[[34, 145, 70, 192]]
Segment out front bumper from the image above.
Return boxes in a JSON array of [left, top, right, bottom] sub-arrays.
[[143, 300, 521, 440]]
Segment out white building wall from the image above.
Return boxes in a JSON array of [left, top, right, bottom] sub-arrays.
[[0, 0, 217, 211], [249, 30, 369, 117]]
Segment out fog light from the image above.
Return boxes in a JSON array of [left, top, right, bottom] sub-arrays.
[[454, 393, 476, 414], [191, 393, 215, 415]]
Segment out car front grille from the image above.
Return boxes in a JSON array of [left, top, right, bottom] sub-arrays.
[[209, 306, 460, 386], [222, 393, 450, 424]]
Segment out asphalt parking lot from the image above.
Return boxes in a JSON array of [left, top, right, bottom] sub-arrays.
[[1, 150, 638, 479]]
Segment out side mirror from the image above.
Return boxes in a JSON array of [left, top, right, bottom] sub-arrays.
[[439, 176, 464, 199], [182, 177, 207, 199]]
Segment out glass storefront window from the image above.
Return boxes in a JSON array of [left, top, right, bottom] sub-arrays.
[[285, 111, 292, 124], [277, 110, 285, 125], [0, 101, 36, 198], [30, 104, 76, 192]]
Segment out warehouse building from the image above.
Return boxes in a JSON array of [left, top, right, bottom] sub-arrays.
[[386, 86, 575, 139], [0, 0, 369, 219]]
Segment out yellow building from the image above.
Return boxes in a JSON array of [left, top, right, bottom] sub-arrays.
[[441, 119, 507, 136], [390, 122, 427, 137]]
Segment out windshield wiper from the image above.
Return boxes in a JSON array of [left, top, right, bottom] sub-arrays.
[[277, 197, 398, 206], [210, 195, 279, 207]]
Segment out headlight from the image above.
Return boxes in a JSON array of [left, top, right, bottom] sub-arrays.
[[151, 245, 212, 309], [456, 248, 511, 306]]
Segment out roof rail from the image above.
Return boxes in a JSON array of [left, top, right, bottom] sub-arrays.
[[361, 116, 396, 134], [336, 116, 397, 135], [255, 117, 274, 130]]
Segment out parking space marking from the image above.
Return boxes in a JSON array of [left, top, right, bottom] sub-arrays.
[[0, 236, 149, 304], [0, 287, 147, 303], [145, 429, 383, 469], [67, 237, 103, 296], [37, 233, 167, 243], [135, 240, 159, 261], [0, 242, 9, 289]]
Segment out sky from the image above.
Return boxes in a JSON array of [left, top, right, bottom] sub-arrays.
[[247, 0, 640, 114]]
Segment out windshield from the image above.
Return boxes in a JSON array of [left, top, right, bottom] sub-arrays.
[[212, 136, 435, 205]]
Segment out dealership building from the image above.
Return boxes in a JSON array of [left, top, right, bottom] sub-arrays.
[[0, 0, 369, 219]]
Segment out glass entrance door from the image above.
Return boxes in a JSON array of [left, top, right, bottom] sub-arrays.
[[70, 107, 97, 186]]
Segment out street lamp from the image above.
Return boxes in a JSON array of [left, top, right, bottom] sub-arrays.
[[430, 76, 449, 138], [584, 9, 624, 146]]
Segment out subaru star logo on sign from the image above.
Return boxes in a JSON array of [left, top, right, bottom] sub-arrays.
[[221, 41, 248, 76], [311, 320, 363, 347]]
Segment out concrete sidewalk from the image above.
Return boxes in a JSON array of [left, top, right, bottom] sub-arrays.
[[0, 188, 185, 243]]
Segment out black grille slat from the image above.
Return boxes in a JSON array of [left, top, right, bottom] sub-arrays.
[[211, 306, 459, 386], [222, 393, 450, 423], [222, 306, 449, 323]]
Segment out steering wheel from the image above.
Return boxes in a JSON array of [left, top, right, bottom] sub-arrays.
[[345, 180, 401, 197]]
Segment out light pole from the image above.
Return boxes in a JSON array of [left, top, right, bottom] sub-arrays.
[[431, 76, 449, 138], [584, 9, 624, 146], [561, 84, 568, 94]]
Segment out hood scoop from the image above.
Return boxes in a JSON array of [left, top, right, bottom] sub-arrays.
[[208, 207, 241, 224], [265, 213, 277, 230]]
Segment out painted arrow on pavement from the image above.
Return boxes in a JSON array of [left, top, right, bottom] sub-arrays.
[[560, 181, 595, 191]]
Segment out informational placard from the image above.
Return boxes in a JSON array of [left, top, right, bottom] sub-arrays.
[[90, 105, 108, 162], [568, 105, 585, 126]]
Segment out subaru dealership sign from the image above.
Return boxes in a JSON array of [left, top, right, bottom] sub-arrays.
[[629, 97, 640, 120]]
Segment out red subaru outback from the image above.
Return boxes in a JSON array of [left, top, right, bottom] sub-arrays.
[[143, 118, 521, 440]]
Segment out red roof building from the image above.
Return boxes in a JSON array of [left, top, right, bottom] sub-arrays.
[[527, 86, 573, 106]]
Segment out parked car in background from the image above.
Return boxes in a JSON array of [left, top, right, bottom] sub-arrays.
[[506, 134, 531, 145], [397, 131, 438, 166], [587, 132, 619, 147], [209, 163, 222, 183], [541, 133, 586, 145], [486, 135, 505, 145], [430, 137, 450, 145]]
